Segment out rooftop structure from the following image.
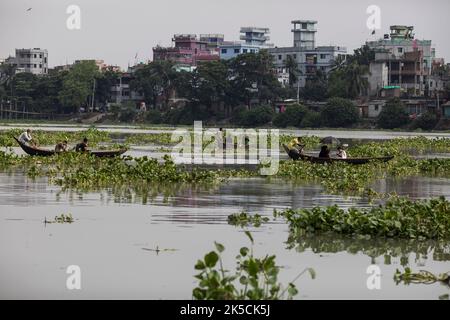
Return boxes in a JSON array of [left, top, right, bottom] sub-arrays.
[[5, 48, 48, 75], [291, 20, 317, 50], [366, 25, 435, 97], [239, 27, 272, 47], [153, 34, 220, 66], [269, 20, 346, 88]]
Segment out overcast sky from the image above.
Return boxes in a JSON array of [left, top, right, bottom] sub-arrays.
[[1, 0, 449, 69]]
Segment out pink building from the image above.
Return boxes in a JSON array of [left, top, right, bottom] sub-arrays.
[[153, 34, 220, 66]]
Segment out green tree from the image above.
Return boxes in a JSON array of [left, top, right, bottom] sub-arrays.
[[273, 104, 308, 128], [228, 50, 283, 107], [95, 69, 119, 106], [413, 112, 438, 130], [189, 61, 229, 109], [321, 97, 359, 127], [130, 61, 176, 109], [59, 61, 100, 113], [284, 55, 299, 86], [301, 70, 328, 101], [234, 105, 274, 127], [377, 98, 410, 129]]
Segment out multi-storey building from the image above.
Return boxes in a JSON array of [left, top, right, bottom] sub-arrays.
[[5, 48, 48, 75], [268, 20, 346, 87], [153, 34, 220, 66], [219, 27, 273, 60], [366, 26, 434, 97]]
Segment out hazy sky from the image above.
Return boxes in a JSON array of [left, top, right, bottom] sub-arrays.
[[1, 0, 449, 69]]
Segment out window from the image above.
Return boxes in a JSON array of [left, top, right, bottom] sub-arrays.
[[293, 54, 297, 59], [243, 49, 248, 53], [320, 54, 327, 59], [398, 48, 403, 53], [39, 54, 42, 58], [221, 48, 227, 54], [34, 64, 37, 68], [278, 55, 282, 60], [234, 48, 240, 53], [39, 64, 42, 68], [301, 23, 307, 29], [34, 54, 37, 58], [250, 49, 255, 53], [374, 105, 379, 111]]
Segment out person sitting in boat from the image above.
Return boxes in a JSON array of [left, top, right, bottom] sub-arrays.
[[336, 145, 347, 159], [18, 129, 34, 146], [318, 145, 330, 158], [55, 140, 68, 153], [75, 138, 88, 152]]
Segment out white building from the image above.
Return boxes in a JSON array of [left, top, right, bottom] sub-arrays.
[[366, 26, 433, 96], [268, 20, 346, 87], [5, 48, 48, 75], [219, 27, 273, 60]]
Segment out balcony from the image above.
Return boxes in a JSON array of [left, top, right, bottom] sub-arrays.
[[240, 35, 270, 42]]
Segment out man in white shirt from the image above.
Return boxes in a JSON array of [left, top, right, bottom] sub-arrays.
[[18, 129, 33, 145]]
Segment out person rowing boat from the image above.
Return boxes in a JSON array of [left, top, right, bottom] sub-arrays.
[[286, 137, 305, 160], [18, 129, 34, 146]]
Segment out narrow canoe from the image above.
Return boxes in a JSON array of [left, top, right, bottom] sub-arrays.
[[14, 137, 127, 158], [282, 144, 394, 164]]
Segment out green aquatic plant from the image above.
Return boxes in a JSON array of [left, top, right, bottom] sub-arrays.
[[123, 133, 176, 145], [0, 128, 110, 147], [193, 232, 315, 300], [348, 137, 450, 158], [45, 213, 74, 224], [227, 212, 270, 228], [284, 233, 450, 265], [394, 268, 450, 286], [275, 197, 450, 239]]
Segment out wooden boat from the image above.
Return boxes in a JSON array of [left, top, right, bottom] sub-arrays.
[[282, 144, 393, 164], [14, 137, 127, 158]]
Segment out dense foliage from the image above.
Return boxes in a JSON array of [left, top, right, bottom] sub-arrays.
[[275, 197, 450, 239]]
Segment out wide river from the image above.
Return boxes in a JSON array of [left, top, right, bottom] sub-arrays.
[[0, 125, 449, 299]]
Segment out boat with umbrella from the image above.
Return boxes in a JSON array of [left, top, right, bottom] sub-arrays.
[[282, 135, 394, 164]]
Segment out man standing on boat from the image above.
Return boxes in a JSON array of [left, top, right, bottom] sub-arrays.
[[18, 129, 34, 146]]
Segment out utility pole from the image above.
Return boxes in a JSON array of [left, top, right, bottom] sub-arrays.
[[91, 78, 96, 112]]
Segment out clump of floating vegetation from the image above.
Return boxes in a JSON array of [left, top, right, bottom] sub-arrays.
[[45, 213, 74, 224], [394, 268, 450, 287], [274, 197, 450, 239], [227, 212, 270, 228]]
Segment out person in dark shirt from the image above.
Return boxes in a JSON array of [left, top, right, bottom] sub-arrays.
[[55, 140, 68, 153], [318, 145, 330, 158], [75, 138, 88, 152]]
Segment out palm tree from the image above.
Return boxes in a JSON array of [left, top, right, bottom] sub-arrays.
[[285, 55, 299, 86], [344, 62, 370, 98]]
